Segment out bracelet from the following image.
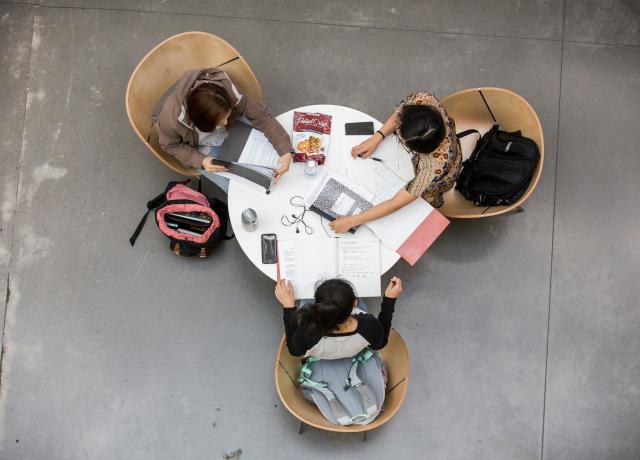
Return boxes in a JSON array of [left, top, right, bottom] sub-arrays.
[[376, 130, 386, 140]]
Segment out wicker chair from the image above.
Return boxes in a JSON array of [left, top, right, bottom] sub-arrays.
[[275, 329, 410, 440], [440, 87, 544, 218]]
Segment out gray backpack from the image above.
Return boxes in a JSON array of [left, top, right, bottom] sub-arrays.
[[298, 348, 387, 426]]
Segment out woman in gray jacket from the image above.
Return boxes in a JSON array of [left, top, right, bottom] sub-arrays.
[[157, 67, 294, 192]]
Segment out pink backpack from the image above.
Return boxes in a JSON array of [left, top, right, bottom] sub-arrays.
[[130, 181, 233, 257]]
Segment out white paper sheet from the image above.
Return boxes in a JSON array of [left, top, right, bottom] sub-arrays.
[[366, 198, 434, 250], [238, 129, 280, 168], [337, 238, 381, 297], [346, 157, 407, 202], [304, 171, 330, 207], [278, 239, 338, 299], [345, 157, 436, 252], [236, 163, 276, 175], [331, 193, 356, 215]]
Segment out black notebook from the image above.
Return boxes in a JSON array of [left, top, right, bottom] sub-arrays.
[[304, 171, 377, 234]]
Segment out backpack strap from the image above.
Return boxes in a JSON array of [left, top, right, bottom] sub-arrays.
[[456, 129, 480, 139], [344, 349, 378, 418], [299, 381, 352, 425], [299, 358, 353, 425], [212, 198, 235, 240], [129, 191, 167, 247], [299, 355, 377, 426]]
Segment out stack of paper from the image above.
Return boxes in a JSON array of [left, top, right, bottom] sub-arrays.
[[208, 126, 279, 192]]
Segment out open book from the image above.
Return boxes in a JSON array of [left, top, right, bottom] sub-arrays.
[[208, 123, 281, 192], [278, 237, 381, 299]]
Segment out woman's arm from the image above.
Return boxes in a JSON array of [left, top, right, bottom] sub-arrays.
[[276, 279, 309, 356], [378, 111, 400, 138], [359, 277, 402, 350], [241, 98, 294, 155], [282, 310, 310, 357], [329, 188, 417, 234], [351, 111, 399, 159]]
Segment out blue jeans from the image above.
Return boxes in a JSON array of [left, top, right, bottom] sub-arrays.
[[200, 116, 253, 194], [298, 298, 368, 313]]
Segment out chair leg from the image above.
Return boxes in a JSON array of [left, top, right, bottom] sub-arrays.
[[297, 421, 304, 434], [362, 431, 367, 442]]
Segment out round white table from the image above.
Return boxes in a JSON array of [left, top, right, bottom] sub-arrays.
[[228, 104, 414, 281]]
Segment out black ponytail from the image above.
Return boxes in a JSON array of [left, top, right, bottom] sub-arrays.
[[292, 279, 355, 341]]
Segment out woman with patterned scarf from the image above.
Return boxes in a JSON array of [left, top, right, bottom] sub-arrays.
[[330, 92, 461, 234]]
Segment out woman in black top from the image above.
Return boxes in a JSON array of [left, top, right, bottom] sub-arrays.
[[275, 277, 403, 359]]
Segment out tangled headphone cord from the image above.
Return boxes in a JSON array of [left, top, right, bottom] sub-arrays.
[[280, 196, 314, 235]]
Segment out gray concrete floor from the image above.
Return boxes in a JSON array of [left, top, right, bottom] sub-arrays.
[[0, 1, 639, 459]]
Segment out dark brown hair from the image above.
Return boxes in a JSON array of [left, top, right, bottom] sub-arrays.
[[186, 84, 233, 132]]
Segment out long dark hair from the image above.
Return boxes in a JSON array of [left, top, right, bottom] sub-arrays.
[[292, 279, 356, 341], [398, 104, 446, 154], [187, 83, 233, 132]]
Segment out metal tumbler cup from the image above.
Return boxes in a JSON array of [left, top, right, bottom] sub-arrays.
[[241, 208, 258, 232]]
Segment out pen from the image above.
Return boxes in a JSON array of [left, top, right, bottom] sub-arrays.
[[356, 154, 383, 162]]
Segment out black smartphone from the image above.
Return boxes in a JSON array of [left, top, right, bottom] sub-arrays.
[[345, 121, 374, 136], [261, 233, 278, 264]]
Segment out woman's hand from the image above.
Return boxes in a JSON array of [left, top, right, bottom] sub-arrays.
[[274, 153, 292, 185], [351, 135, 382, 159], [384, 276, 403, 298], [275, 279, 296, 308], [329, 216, 358, 234], [201, 156, 228, 173]]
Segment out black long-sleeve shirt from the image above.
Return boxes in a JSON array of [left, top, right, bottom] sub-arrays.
[[283, 297, 397, 359]]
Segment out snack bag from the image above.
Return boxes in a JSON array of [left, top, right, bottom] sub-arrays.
[[292, 111, 332, 164]]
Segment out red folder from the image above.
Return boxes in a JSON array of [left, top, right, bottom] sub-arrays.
[[396, 210, 450, 265]]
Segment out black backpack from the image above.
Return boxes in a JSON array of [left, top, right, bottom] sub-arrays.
[[129, 180, 234, 257], [456, 125, 540, 207]]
